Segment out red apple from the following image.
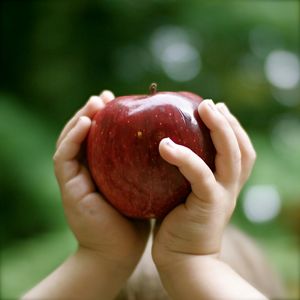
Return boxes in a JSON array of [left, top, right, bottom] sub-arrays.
[[87, 84, 215, 219]]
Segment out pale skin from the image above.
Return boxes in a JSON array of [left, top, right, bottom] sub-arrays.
[[23, 91, 267, 300]]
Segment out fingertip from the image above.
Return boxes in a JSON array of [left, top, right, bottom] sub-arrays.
[[89, 95, 102, 104], [198, 99, 214, 116], [159, 138, 178, 162], [78, 116, 92, 126], [100, 90, 115, 103], [87, 95, 105, 111], [202, 98, 214, 103], [159, 137, 176, 149], [215, 102, 240, 127], [198, 100, 218, 129], [216, 102, 230, 115]]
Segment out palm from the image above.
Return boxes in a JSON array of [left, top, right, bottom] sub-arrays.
[[62, 159, 151, 267]]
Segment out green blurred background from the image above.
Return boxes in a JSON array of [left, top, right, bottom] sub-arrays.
[[1, 0, 299, 299]]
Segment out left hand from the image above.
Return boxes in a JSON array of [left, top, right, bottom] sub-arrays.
[[53, 91, 151, 272]]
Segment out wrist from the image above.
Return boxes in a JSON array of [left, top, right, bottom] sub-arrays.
[[76, 246, 136, 277], [73, 246, 134, 299], [154, 254, 223, 300], [23, 245, 134, 300], [154, 250, 219, 276], [154, 255, 268, 300], [152, 237, 220, 273]]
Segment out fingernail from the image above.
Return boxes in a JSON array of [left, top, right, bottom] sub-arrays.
[[164, 138, 176, 148], [203, 99, 217, 111]]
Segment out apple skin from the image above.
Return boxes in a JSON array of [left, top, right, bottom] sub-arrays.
[[87, 90, 216, 219]]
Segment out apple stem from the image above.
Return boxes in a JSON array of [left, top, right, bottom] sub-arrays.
[[149, 83, 157, 95]]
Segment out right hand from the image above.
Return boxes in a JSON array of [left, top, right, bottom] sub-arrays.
[[152, 100, 256, 268]]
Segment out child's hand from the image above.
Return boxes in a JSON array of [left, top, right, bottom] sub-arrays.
[[23, 92, 150, 300], [153, 99, 256, 266], [53, 91, 150, 271], [151, 100, 266, 299]]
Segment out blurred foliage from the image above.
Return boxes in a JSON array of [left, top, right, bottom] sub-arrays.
[[0, 0, 299, 299]]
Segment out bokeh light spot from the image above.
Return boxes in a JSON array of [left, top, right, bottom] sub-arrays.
[[150, 26, 201, 82], [264, 50, 300, 89], [243, 185, 281, 223]]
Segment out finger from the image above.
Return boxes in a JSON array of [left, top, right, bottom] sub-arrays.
[[99, 90, 115, 104], [56, 89, 114, 149], [54, 116, 91, 183], [56, 95, 104, 149], [159, 138, 216, 199], [198, 100, 241, 186], [216, 103, 256, 185], [63, 166, 95, 205]]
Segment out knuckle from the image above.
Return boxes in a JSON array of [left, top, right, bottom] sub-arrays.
[[55, 139, 61, 150], [52, 152, 58, 162], [52, 151, 60, 165], [245, 147, 257, 164], [192, 176, 213, 196]]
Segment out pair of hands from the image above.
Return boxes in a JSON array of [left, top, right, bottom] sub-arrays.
[[53, 90, 256, 275]]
